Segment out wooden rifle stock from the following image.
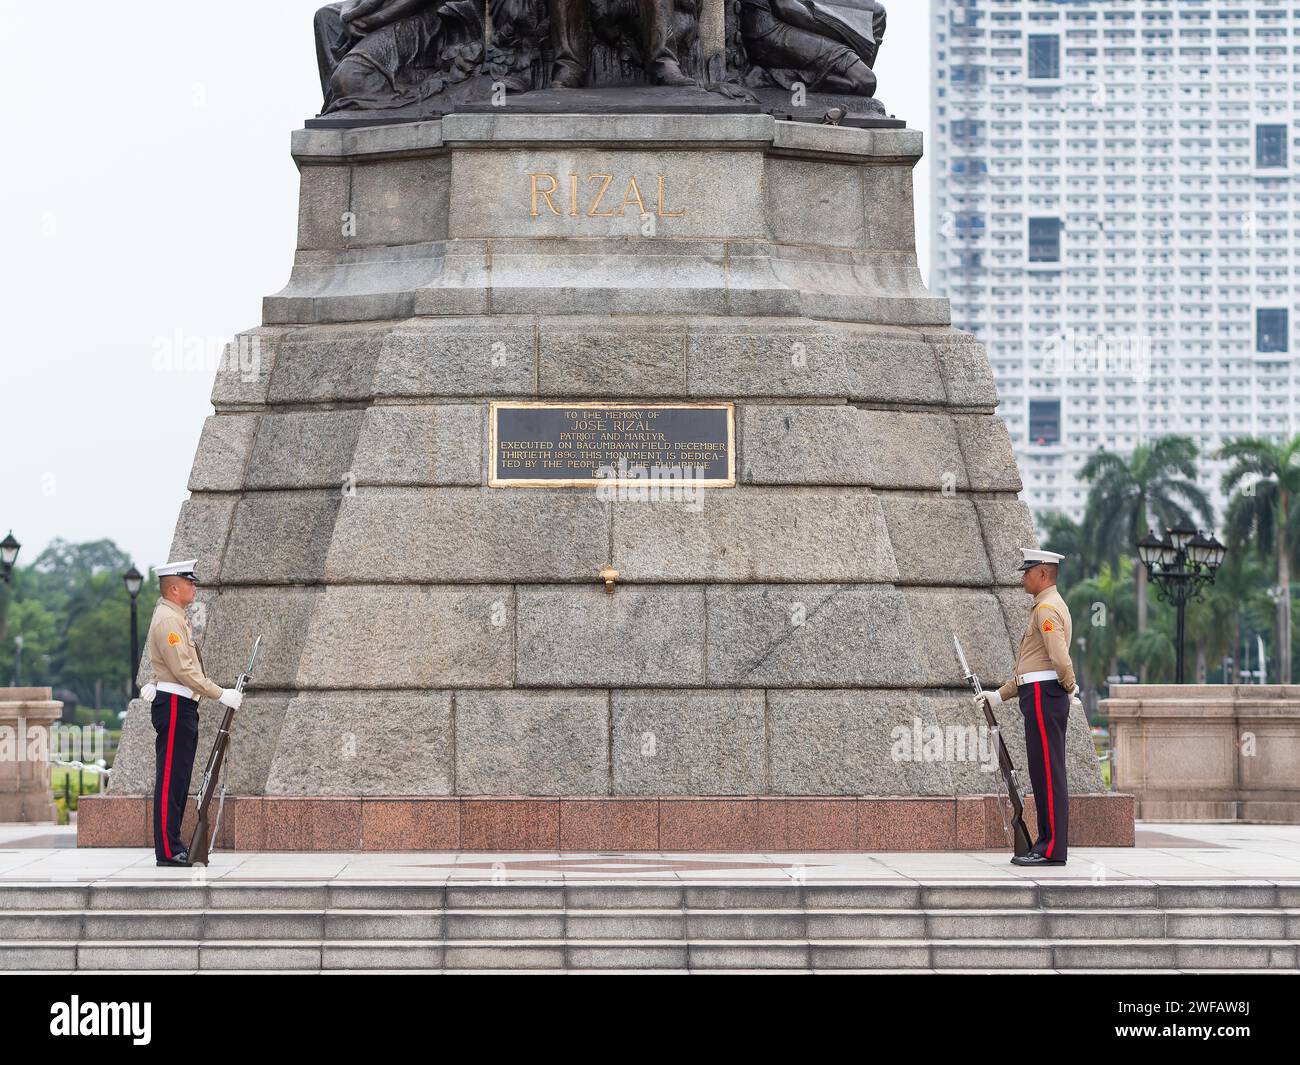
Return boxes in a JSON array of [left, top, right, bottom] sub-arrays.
[[953, 635, 1033, 858], [188, 636, 261, 866]]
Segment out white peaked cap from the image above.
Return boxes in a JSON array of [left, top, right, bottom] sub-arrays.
[[156, 559, 199, 580], [1018, 548, 1065, 572]]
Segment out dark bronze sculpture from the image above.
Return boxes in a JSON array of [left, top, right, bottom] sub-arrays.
[[312, 0, 887, 118], [739, 0, 885, 97], [315, 0, 547, 111], [550, 0, 696, 88]]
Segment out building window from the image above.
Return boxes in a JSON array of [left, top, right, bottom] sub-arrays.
[[1256, 308, 1289, 353], [1029, 217, 1062, 263], [1028, 35, 1061, 79], [1256, 125, 1288, 169], [1029, 401, 1062, 446]]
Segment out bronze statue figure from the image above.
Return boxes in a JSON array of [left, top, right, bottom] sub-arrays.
[[739, 0, 885, 96], [312, 0, 887, 116], [314, 0, 546, 113], [550, 0, 696, 88]]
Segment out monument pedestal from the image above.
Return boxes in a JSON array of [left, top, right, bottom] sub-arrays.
[[81, 113, 1131, 851], [0, 688, 62, 824]]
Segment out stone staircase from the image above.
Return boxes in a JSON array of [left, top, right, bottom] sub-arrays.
[[2, 881, 1297, 973]]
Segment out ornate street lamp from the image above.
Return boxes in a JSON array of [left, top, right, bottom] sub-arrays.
[[0, 532, 19, 584], [123, 566, 144, 700], [1137, 525, 1227, 684]]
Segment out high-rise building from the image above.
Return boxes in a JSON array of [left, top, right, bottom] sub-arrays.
[[930, 0, 1299, 528]]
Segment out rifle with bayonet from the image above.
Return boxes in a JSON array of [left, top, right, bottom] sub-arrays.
[[952, 634, 1033, 858], [188, 636, 261, 867]]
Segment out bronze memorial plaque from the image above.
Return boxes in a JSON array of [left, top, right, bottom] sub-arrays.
[[489, 402, 736, 488]]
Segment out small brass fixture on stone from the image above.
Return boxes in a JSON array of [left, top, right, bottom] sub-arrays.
[[600, 566, 620, 595]]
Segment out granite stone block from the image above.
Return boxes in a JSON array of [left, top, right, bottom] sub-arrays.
[[767, 690, 940, 795], [876, 492, 993, 586], [975, 495, 1040, 585], [516, 585, 705, 687], [766, 158, 865, 250], [267, 324, 390, 404], [324, 487, 610, 583], [167, 496, 237, 586], [350, 156, 451, 247], [559, 799, 659, 850], [295, 585, 515, 689], [265, 691, 453, 796], [197, 587, 321, 687], [373, 319, 537, 398], [188, 415, 259, 492], [221, 492, 340, 584], [612, 690, 766, 795], [211, 329, 285, 409], [360, 799, 460, 849], [929, 332, 999, 408], [614, 488, 897, 583], [954, 414, 1022, 492], [245, 410, 365, 490], [687, 323, 946, 403], [538, 321, 688, 396], [455, 690, 609, 795], [705, 584, 926, 688], [296, 163, 352, 251], [901, 588, 1016, 685], [738, 405, 967, 489], [352, 405, 485, 486]]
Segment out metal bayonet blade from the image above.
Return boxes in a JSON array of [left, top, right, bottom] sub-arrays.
[[952, 633, 972, 678], [244, 635, 263, 678]]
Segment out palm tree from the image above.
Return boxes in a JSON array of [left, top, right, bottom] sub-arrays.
[[1080, 437, 1214, 640], [1218, 435, 1300, 684], [1066, 558, 1138, 694], [1188, 552, 1273, 682], [1038, 512, 1092, 589]]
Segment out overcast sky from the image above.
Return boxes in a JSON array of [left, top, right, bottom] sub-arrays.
[[0, 0, 932, 574]]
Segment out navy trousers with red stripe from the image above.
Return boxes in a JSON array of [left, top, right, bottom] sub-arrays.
[[1018, 680, 1070, 862], [151, 693, 199, 861]]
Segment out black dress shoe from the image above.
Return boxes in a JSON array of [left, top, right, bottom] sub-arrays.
[[156, 851, 191, 867], [1011, 853, 1066, 866]]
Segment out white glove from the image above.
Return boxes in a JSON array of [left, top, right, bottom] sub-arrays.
[[140, 683, 157, 703], [219, 688, 244, 710], [1071, 684, 1081, 698]]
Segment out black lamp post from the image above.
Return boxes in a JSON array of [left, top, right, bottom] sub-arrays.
[[1137, 526, 1227, 684], [0, 532, 19, 584], [124, 566, 144, 700]]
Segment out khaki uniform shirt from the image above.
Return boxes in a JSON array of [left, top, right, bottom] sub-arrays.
[[146, 598, 223, 701], [994, 585, 1076, 703]]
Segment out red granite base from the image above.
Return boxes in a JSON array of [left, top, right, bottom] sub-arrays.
[[77, 794, 1135, 852]]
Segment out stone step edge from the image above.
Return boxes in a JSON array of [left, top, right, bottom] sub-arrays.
[[4, 969, 1283, 976], [6, 906, 1299, 918], [8, 938, 1299, 950]]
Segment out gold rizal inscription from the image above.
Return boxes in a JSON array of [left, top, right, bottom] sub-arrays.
[[490, 402, 735, 488], [528, 173, 687, 219]]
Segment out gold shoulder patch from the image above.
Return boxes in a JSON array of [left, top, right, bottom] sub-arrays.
[[1041, 618, 1055, 634], [167, 632, 182, 646]]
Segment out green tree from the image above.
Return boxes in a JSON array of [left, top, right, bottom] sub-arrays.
[[1187, 552, 1273, 683], [1038, 512, 1092, 589], [1080, 437, 1214, 642], [1066, 558, 1138, 700], [0, 597, 60, 687], [1218, 435, 1300, 684], [0, 540, 156, 714]]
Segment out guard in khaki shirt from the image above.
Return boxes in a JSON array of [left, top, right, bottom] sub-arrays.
[[137, 560, 243, 867], [977, 548, 1079, 867]]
